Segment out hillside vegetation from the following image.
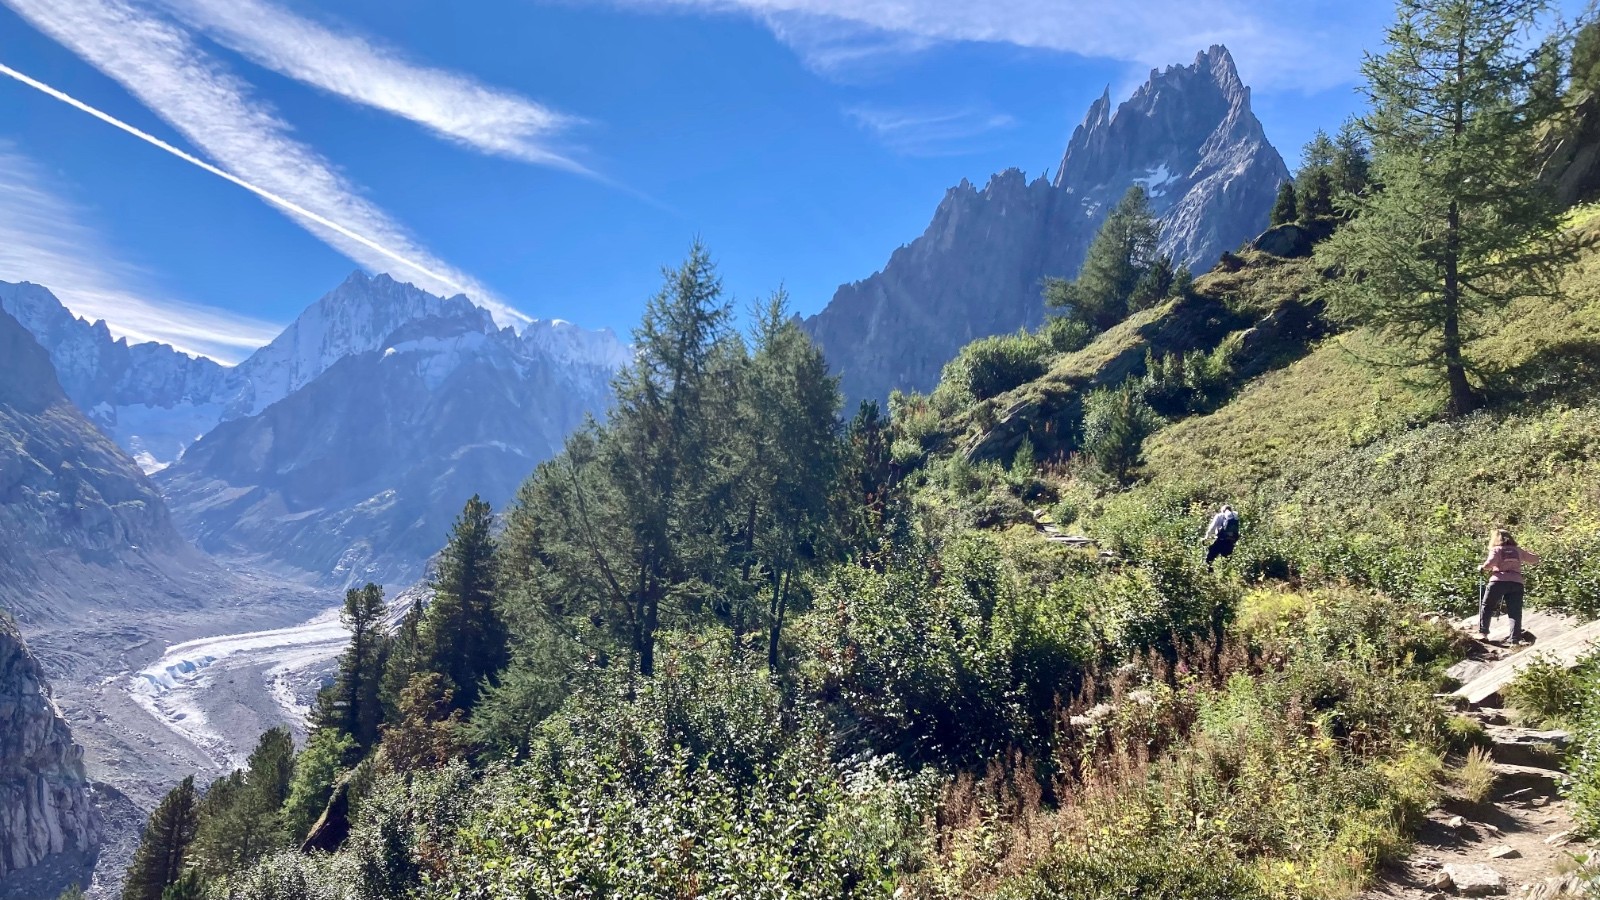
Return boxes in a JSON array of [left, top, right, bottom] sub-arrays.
[[106, 3, 1600, 900]]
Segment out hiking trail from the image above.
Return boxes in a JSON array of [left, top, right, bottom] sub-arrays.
[[1361, 612, 1597, 898]]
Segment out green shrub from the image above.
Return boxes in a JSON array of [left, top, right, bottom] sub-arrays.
[[1082, 384, 1162, 482], [436, 659, 933, 899], [814, 532, 1095, 765], [1505, 652, 1589, 727], [1042, 315, 1094, 353], [938, 331, 1053, 403]]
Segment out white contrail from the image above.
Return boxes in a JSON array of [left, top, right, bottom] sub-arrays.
[[157, 0, 585, 171], [0, 61, 469, 296], [1, 0, 531, 327]]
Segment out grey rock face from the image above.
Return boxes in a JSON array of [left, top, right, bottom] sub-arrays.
[[0, 307, 203, 621], [803, 45, 1288, 404], [157, 297, 618, 587], [0, 615, 101, 891]]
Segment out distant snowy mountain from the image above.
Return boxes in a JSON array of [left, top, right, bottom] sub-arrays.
[[0, 282, 242, 471], [1, 273, 628, 473], [157, 296, 620, 586], [3, 271, 626, 586]]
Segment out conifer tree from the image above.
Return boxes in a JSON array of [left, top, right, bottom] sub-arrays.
[[1318, 0, 1572, 415], [1330, 120, 1372, 205], [1296, 131, 1338, 220], [836, 400, 899, 567], [1081, 383, 1161, 482], [421, 495, 507, 712], [1574, 18, 1600, 94], [1045, 186, 1165, 330], [317, 582, 388, 752], [600, 242, 734, 676], [736, 291, 841, 671], [188, 728, 295, 876], [158, 871, 206, 900], [380, 594, 425, 723], [122, 776, 198, 900], [1269, 180, 1299, 226]]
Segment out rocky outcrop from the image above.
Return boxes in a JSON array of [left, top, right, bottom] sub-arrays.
[[1540, 90, 1600, 208], [1249, 220, 1336, 259], [803, 45, 1289, 405], [0, 615, 101, 896]]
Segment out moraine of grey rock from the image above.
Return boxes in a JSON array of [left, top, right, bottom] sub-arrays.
[[802, 45, 1289, 405], [0, 614, 101, 897]]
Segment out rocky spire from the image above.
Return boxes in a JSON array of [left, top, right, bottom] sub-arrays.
[[802, 44, 1288, 405]]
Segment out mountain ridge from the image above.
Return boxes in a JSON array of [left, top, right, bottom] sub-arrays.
[[1, 274, 629, 472], [802, 44, 1288, 406]]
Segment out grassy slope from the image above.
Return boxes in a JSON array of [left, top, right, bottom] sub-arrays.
[[1142, 219, 1600, 537]]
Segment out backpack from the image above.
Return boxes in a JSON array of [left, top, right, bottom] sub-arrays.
[[1219, 511, 1240, 541]]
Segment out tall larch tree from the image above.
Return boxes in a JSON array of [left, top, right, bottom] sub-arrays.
[[738, 291, 842, 671], [421, 495, 508, 712], [602, 241, 733, 677], [1317, 0, 1572, 415]]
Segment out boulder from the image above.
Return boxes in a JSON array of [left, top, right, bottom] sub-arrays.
[[1248, 219, 1335, 258], [1441, 863, 1506, 896]]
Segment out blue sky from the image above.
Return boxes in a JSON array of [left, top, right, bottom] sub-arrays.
[[0, 0, 1540, 360]]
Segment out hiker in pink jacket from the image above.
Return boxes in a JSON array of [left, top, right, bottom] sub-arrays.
[[1478, 528, 1541, 644]]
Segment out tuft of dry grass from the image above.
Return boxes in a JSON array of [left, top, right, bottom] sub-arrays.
[[1455, 745, 1497, 804]]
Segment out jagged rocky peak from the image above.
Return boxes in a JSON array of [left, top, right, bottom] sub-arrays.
[[0, 615, 101, 896], [232, 270, 496, 414], [802, 44, 1288, 405], [1054, 44, 1285, 265]]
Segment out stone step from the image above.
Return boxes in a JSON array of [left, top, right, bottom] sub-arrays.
[[1489, 762, 1570, 800], [1486, 726, 1570, 770]]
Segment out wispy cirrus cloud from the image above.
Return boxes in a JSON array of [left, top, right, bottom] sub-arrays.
[[0, 144, 280, 362], [846, 104, 1017, 157], [154, 0, 585, 172], [610, 0, 1373, 91], [0, 0, 530, 326]]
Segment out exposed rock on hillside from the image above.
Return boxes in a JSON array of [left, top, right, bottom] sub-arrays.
[[0, 615, 100, 899], [803, 45, 1289, 405], [0, 307, 213, 624]]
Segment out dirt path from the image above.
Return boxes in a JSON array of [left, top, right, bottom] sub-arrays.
[[1362, 636, 1593, 899]]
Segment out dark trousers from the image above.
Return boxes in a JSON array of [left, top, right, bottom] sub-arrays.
[[1478, 581, 1525, 641], [1205, 536, 1237, 567]]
